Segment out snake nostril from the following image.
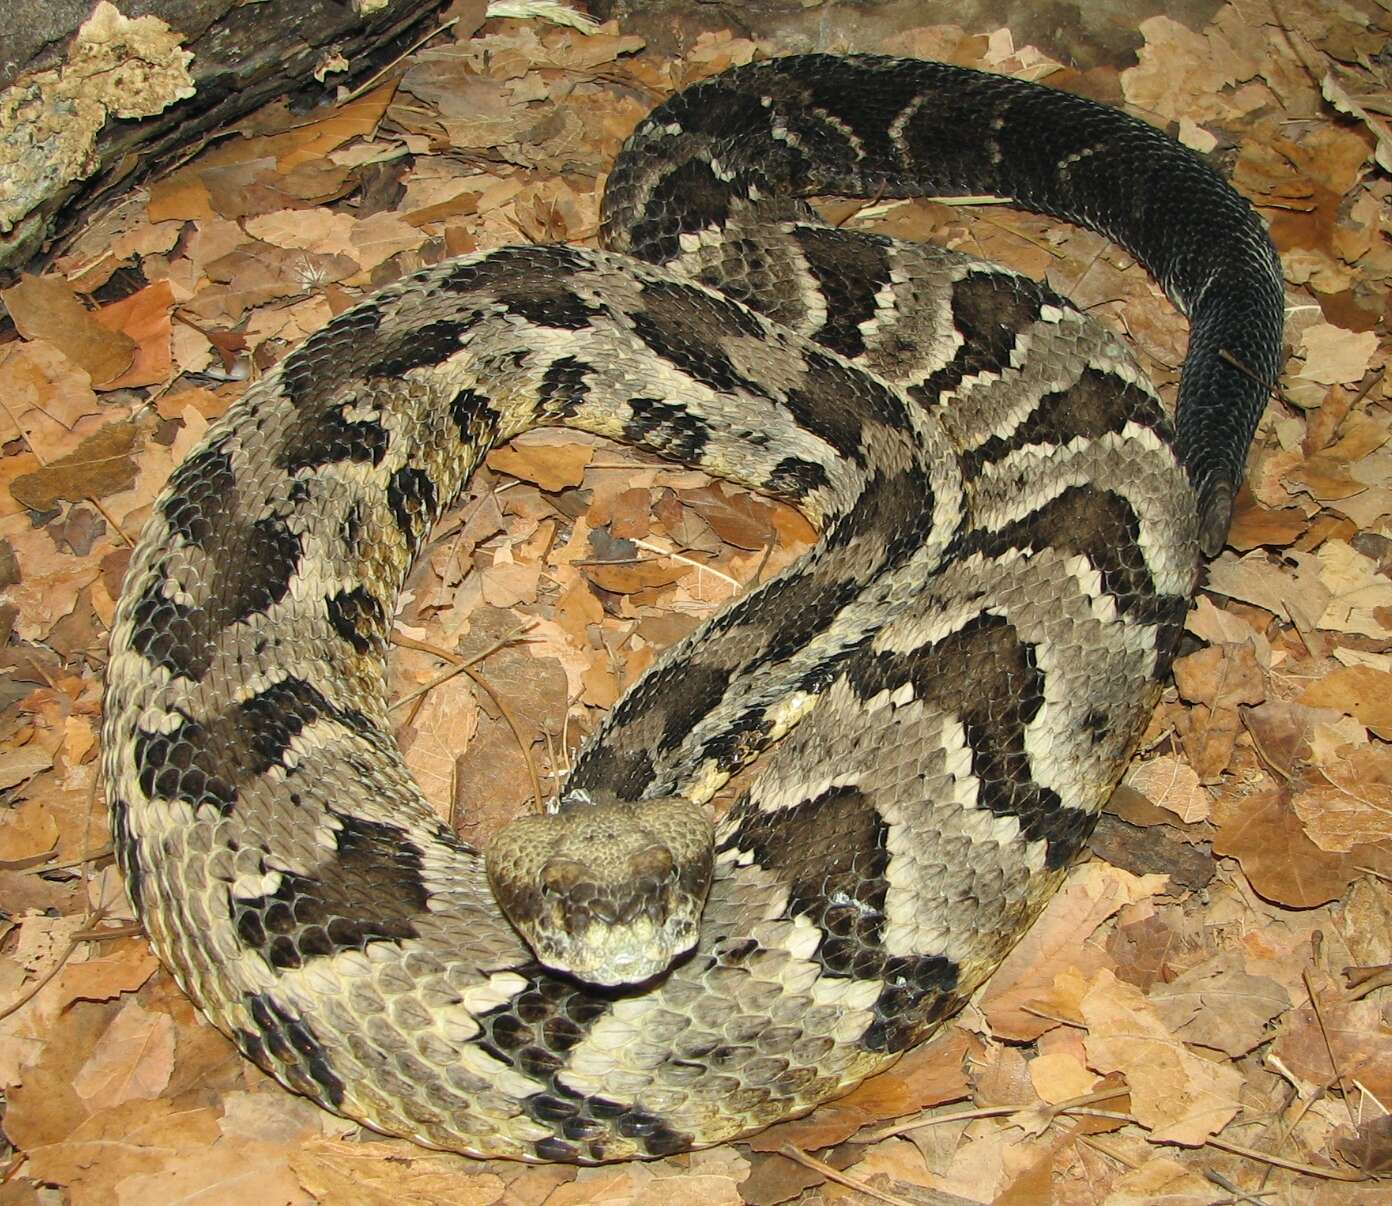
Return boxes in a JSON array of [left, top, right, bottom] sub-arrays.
[[541, 856, 587, 898], [629, 843, 674, 884]]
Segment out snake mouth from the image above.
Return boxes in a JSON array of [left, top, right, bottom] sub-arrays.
[[541, 922, 700, 987]]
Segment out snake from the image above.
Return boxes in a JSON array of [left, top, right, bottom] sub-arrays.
[[101, 54, 1284, 1162]]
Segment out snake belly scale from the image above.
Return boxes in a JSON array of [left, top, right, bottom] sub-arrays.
[[102, 55, 1284, 1162]]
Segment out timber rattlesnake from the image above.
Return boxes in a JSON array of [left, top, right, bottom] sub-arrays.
[[102, 55, 1284, 1162]]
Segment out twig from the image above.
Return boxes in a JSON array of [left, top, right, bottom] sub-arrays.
[[0, 906, 111, 1022], [1019, 1003, 1086, 1029], [863, 1086, 1129, 1142], [1204, 1133, 1366, 1182], [391, 630, 545, 814], [19, 845, 115, 875], [865, 1088, 1368, 1184], [389, 619, 537, 711], [1303, 960, 1358, 1127], [1347, 958, 1392, 997], [778, 1145, 919, 1206], [630, 537, 741, 592], [1205, 1169, 1278, 1205], [88, 494, 136, 548], [338, 18, 459, 106]]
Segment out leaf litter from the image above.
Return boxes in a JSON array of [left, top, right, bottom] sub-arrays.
[[1, 2, 1391, 1203]]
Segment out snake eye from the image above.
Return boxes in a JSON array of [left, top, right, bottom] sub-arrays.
[[541, 856, 587, 897]]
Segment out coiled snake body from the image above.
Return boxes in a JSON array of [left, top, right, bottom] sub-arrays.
[[103, 56, 1283, 1161]]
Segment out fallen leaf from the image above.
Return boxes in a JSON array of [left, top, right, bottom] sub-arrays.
[[94, 280, 174, 388], [1081, 969, 1243, 1145], [982, 861, 1166, 1041], [1149, 953, 1290, 1057], [680, 483, 775, 549], [115, 1137, 313, 1206], [1103, 1155, 1212, 1203], [1299, 665, 1392, 739], [1, 275, 134, 385], [1293, 743, 1392, 851], [1027, 1050, 1098, 1104], [1297, 322, 1378, 385], [1172, 643, 1265, 711], [1123, 756, 1209, 823], [1205, 550, 1331, 626], [9, 422, 140, 512], [583, 555, 693, 595], [1211, 786, 1362, 907], [72, 1000, 176, 1109], [1333, 1114, 1392, 1175], [1271, 994, 1392, 1104], [487, 441, 592, 491], [289, 1137, 505, 1205], [0, 798, 59, 865], [54, 940, 160, 1009]]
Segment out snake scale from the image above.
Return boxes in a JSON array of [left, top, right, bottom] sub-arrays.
[[102, 55, 1284, 1162]]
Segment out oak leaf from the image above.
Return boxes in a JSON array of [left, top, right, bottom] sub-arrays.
[[1081, 969, 1242, 1145]]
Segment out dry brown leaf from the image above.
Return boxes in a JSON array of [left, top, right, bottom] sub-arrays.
[[1121, 15, 1261, 123], [71, 1000, 176, 1109], [1210, 786, 1362, 907], [1122, 756, 1209, 824], [1316, 538, 1392, 638], [583, 556, 693, 595], [1081, 969, 1242, 1145], [53, 941, 160, 1009], [981, 861, 1166, 1041], [1271, 994, 1392, 1104], [397, 671, 480, 817], [1293, 743, 1392, 852], [679, 483, 775, 549], [1027, 1049, 1098, 1104], [93, 280, 174, 389], [115, 1137, 313, 1205], [1242, 697, 1345, 781], [0, 797, 59, 865], [1148, 953, 1290, 1057], [198, 244, 359, 320], [1, 275, 135, 386], [289, 1137, 506, 1206], [20, 1097, 224, 1201], [1102, 1155, 1212, 1203], [479, 560, 541, 608], [1297, 322, 1378, 386], [1205, 550, 1331, 625], [737, 1151, 825, 1206], [1172, 643, 1265, 711], [0, 744, 55, 790], [487, 441, 592, 491], [1226, 487, 1308, 550], [1300, 665, 1392, 739], [1333, 1114, 1392, 1176], [268, 82, 398, 172], [9, 421, 140, 512]]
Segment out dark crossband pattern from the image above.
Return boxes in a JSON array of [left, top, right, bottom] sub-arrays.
[[102, 53, 1283, 1161]]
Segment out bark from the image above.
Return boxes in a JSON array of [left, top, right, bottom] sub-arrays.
[[0, 0, 451, 276]]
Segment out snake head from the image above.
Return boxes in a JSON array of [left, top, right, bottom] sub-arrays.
[[485, 792, 714, 986]]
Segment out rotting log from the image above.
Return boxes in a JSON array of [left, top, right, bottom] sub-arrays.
[[0, 0, 456, 278]]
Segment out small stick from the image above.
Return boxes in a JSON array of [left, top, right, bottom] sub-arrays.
[[392, 631, 545, 814], [778, 1145, 920, 1206]]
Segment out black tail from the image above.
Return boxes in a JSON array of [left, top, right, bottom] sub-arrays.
[[603, 55, 1284, 555]]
